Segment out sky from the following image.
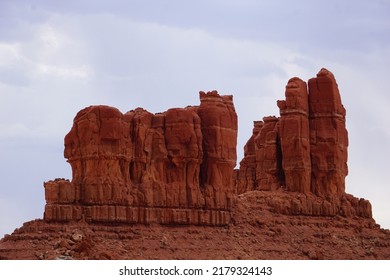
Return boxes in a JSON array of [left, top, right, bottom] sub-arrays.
[[0, 0, 389, 237]]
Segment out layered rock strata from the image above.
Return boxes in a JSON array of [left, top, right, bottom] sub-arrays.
[[235, 68, 371, 218], [44, 91, 237, 225]]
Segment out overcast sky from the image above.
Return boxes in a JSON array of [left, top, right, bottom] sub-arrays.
[[0, 0, 389, 237]]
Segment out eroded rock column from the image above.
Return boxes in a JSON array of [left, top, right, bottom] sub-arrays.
[[255, 116, 283, 191], [64, 106, 133, 205], [198, 91, 238, 209], [236, 121, 264, 193], [308, 68, 348, 196], [277, 77, 311, 193]]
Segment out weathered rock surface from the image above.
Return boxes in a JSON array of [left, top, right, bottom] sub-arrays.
[[308, 68, 348, 196], [254, 117, 283, 191], [235, 68, 370, 218], [198, 91, 238, 209], [278, 77, 311, 194], [234, 121, 263, 194], [1, 191, 388, 260], [44, 91, 237, 226]]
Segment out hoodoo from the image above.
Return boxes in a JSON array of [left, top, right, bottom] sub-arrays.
[[235, 68, 370, 218]]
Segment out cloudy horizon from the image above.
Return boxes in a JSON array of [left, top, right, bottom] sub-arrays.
[[1, 0, 389, 237]]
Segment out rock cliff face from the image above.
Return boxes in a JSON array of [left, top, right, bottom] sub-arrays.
[[44, 91, 237, 226], [1, 193, 388, 260], [235, 68, 371, 218]]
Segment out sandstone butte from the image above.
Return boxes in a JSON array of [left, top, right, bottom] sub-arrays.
[[0, 68, 389, 260]]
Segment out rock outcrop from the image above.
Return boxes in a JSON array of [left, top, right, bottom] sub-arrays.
[[44, 68, 371, 225], [1, 192, 388, 260], [44, 91, 237, 226], [1, 67, 387, 261], [235, 68, 371, 218]]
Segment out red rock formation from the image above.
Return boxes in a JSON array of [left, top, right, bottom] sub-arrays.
[[255, 116, 283, 191], [235, 68, 371, 218], [277, 77, 311, 194], [63, 105, 133, 206], [163, 107, 204, 208], [2, 67, 385, 261], [44, 91, 237, 226], [43, 68, 370, 226], [308, 68, 348, 196], [1, 194, 386, 260], [235, 121, 263, 194], [198, 91, 238, 209]]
